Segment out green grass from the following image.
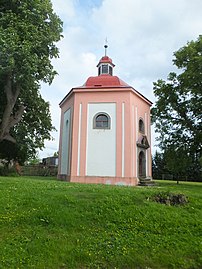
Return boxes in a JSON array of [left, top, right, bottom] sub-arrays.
[[0, 177, 201, 269]]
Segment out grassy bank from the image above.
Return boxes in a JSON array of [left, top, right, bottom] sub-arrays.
[[0, 177, 201, 268]]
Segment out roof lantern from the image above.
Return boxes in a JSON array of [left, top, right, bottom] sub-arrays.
[[97, 42, 115, 76]]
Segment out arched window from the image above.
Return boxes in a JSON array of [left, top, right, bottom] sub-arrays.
[[93, 113, 110, 129], [139, 118, 145, 133]]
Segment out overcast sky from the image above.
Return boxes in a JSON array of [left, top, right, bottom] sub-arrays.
[[39, 0, 202, 159]]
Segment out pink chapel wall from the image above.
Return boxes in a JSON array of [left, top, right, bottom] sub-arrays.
[[58, 94, 74, 177]]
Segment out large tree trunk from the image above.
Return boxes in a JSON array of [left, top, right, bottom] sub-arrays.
[[0, 73, 24, 143]]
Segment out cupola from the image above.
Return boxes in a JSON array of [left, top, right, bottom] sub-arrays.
[[97, 44, 115, 76]]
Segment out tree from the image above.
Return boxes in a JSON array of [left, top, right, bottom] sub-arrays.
[[164, 145, 192, 183], [152, 35, 202, 181], [0, 85, 54, 164], [152, 151, 167, 179], [53, 151, 59, 157], [0, 0, 63, 147]]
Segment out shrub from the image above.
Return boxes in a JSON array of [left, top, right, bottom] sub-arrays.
[[0, 166, 8, 176], [0, 166, 18, 176]]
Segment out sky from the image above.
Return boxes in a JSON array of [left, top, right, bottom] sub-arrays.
[[39, 0, 202, 159]]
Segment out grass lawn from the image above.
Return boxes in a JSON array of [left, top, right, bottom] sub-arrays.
[[0, 177, 201, 269]]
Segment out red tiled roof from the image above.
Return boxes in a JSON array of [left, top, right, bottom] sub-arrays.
[[82, 74, 130, 88], [97, 56, 115, 67]]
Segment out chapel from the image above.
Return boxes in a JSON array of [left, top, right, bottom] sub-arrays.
[[58, 46, 152, 185]]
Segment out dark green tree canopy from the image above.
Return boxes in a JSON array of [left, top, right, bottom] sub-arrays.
[[152, 35, 202, 180], [152, 151, 167, 180], [0, 0, 63, 161]]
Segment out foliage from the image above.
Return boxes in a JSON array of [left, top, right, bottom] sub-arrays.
[[27, 155, 41, 165], [0, 0, 63, 160], [164, 145, 193, 181], [152, 149, 201, 182], [0, 177, 201, 269], [152, 35, 202, 181], [0, 95, 53, 163], [0, 165, 18, 176], [152, 151, 167, 179], [53, 151, 59, 157]]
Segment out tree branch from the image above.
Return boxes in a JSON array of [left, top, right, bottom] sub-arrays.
[[2, 133, 16, 143], [8, 105, 25, 129]]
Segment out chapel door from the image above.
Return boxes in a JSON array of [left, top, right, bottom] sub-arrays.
[[139, 151, 146, 178]]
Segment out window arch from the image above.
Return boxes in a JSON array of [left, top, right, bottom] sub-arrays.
[[93, 112, 111, 129], [139, 118, 145, 133]]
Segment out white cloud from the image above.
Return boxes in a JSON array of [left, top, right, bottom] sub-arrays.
[[51, 0, 75, 20]]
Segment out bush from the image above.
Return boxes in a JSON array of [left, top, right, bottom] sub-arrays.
[[0, 166, 8, 176], [0, 166, 18, 176]]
